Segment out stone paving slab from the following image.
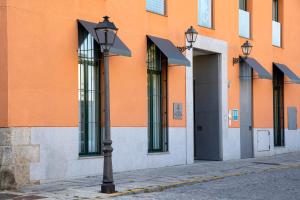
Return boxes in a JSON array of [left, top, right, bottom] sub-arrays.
[[1, 152, 300, 199]]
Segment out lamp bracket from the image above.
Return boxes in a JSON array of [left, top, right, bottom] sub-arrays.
[[233, 57, 241, 65], [177, 45, 192, 53]]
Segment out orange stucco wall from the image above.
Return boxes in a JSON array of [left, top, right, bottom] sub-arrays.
[[0, 0, 8, 127], [1, 0, 300, 129]]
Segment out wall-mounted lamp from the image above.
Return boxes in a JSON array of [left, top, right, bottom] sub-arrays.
[[177, 26, 198, 52], [233, 40, 253, 65]]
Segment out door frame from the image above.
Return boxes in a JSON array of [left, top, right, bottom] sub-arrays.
[[185, 35, 228, 163]]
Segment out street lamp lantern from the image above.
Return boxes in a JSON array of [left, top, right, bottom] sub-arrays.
[[185, 26, 198, 46], [95, 16, 119, 51], [94, 16, 117, 194], [241, 40, 253, 58], [178, 26, 198, 52], [233, 40, 253, 65]]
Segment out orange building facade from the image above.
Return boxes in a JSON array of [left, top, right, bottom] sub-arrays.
[[0, 0, 300, 186]]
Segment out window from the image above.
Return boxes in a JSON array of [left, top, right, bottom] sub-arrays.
[[272, 0, 281, 47], [78, 25, 102, 156], [273, 0, 279, 22], [273, 65, 285, 146], [239, 0, 247, 11], [198, 0, 213, 28], [146, 0, 166, 15], [239, 0, 250, 38], [147, 40, 168, 152]]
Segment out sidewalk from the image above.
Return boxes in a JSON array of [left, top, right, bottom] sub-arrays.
[[1, 152, 300, 200]]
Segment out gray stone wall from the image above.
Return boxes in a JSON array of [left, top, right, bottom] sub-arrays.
[[0, 128, 40, 189]]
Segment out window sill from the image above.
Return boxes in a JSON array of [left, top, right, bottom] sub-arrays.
[[78, 155, 103, 160], [147, 151, 170, 156], [274, 146, 285, 149], [272, 45, 283, 49], [146, 10, 167, 17], [239, 35, 251, 40], [198, 24, 214, 30]]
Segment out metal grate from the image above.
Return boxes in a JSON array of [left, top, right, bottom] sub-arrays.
[[147, 40, 168, 152], [78, 24, 103, 156]]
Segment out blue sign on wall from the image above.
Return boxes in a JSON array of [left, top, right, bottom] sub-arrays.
[[232, 109, 239, 121]]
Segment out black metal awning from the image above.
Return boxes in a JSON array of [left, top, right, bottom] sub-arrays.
[[241, 57, 272, 79], [273, 63, 300, 84], [147, 35, 191, 66], [78, 20, 131, 57]]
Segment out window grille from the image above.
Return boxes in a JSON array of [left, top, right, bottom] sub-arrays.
[[78, 25, 102, 156], [147, 40, 168, 152]]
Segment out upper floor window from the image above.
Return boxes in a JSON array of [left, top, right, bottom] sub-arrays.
[[146, 0, 166, 16], [239, 0, 250, 38], [272, 0, 281, 47], [198, 0, 213, 28], [239, 0, 247, 11], [273, 0, 279, 22]]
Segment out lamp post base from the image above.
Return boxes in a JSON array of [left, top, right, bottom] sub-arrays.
[[101, 183, 116, 194]]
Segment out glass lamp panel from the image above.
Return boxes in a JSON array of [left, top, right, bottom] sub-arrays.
[[192, 32, 198, 43], [186, 33, 193, 43]]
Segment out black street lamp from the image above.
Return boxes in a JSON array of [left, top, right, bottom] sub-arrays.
[[177, 26, 198, 52], [233, 40, 253, 65], [94, 16, 118, 194]]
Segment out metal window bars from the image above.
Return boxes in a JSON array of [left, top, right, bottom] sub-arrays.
[[78, 25, 103, 156]]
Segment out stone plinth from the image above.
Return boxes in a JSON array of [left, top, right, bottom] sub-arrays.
[[0, 128, 40, 190]]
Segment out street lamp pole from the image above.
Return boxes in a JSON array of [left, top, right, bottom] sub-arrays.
[[101, 47, 115, 193], [94, 16, 118, 194]]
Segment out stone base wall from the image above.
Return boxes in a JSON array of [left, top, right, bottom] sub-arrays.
[[0, 128, 39, 189]]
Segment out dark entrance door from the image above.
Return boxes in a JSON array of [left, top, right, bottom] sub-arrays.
[[240, 63, 254, 159], [193, 54, 221, 161]]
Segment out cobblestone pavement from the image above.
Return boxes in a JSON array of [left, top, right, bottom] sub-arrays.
[[111, 163, 300, 200], [1, 152, 300, 199]]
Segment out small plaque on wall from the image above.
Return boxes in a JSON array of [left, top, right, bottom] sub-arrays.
[[288, 107, 297, 130], [173, 103, 183, 120]]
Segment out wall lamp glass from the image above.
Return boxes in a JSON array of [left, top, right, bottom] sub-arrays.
[[233, 40, 253, 65], [177, 26, 198, 52]]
